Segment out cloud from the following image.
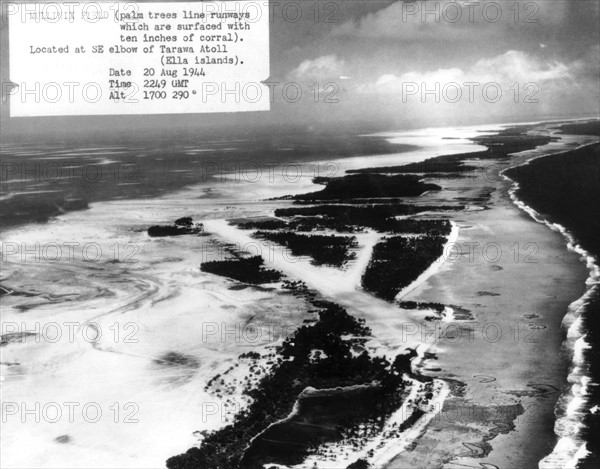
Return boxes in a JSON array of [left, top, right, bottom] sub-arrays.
[[344, 48, 599, 125], [287, 55, 346, 82], [357, 50, 572, 95], [470, 50, 571, 83], [331, 0, 569, 41], [569, 43, 600, 80]]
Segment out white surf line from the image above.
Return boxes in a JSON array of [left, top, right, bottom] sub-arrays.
[[394, 221, 460, 301], [503, 140, 600, 172], [501, 140, 600, 469], [506, 185, 597, 469]]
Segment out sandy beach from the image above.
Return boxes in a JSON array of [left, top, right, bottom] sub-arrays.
[[386, 127, 600, 469], [1, 122, 597, 468], [387, 172, 588, 468]]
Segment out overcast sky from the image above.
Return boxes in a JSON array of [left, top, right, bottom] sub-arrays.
[[1, 0, 599, 138]]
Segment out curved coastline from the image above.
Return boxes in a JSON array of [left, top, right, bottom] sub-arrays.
[[502, 140, 600, 469], [2, 120, 598, 469]]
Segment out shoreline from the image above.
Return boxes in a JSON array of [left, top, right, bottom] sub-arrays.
[[1, 119, 597, 468], [394, 221, 460, 302], [502, 137, 600, 469], [185, 122, 589, 467], [383, 123, 597, 469]]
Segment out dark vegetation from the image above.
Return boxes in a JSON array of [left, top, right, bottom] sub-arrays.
[[276, 217, 363, 233], [347, 459, 371, 469], [166, 302, 413, 469], [290, 197, 451, 205], [233, 214, 451, 236], [233, 218, 288, 230], [274, 205, 458, 234], [288, 173, 440, 201], [200, 256, 282, 284], [385, 219, 451, 236], [274, 204, 456, 218], [233, 216, 362, 233], [348, 152, 481, 174], [347, 127, 556, 175], [172, 127, 568, 467], [253, 231, 358, 267], [397, 301, 446, 314], [0, 132, 418, 229], [362, 236, 447, 301], [148, 217, 205, 237], [243, 386, 386, 467]]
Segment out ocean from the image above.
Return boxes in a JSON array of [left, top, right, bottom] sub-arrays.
[[1, 120, 598, 468], [504, 133, 600, 469]]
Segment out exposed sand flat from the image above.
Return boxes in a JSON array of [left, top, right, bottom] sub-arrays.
[[0, 202, 314, 468], [386, 153, 591, 468], [203, 219, 424, 357], [2, 122, 595, 468]]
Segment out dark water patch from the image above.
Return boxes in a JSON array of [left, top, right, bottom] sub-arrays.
[[149, 256, 184, 265], [504, 139, 600, 468], [0, 285, 38, 298], [447, 305, 473, 321], [436, 400, 525, 465], [15, 303, 45, 312], [0, 332, 38, 346], [1, 132, 418, 229], [558, 121, 600, 137], [227, 283, 253, 291], [506, 383, 560, 398], [55, 435, 71, 444], [154, 352, 200, 369], [504, 143, 600, 255]]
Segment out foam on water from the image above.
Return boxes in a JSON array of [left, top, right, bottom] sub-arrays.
[[2, 121, 595, 468], [502, 136, 600, 469]]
